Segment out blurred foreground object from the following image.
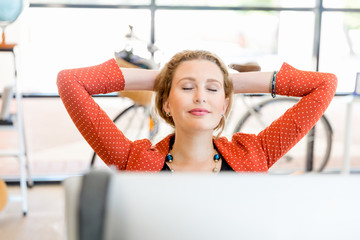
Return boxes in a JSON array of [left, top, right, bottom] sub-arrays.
[[64, 171, 360, 240]]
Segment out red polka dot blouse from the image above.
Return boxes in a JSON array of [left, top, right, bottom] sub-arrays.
[[57, 59, 337, 172]]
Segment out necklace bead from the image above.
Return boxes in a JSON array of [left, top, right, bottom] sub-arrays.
[[166, 153, 173, 163]]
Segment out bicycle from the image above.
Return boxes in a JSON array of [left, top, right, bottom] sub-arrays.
[[224, 94, 333, 173]]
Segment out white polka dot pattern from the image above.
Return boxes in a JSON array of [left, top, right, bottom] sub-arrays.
[[214, 63, 337, 172], [57, 60, 337, 173]]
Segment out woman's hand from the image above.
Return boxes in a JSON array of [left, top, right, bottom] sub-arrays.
[[229, 62, 261, 72]]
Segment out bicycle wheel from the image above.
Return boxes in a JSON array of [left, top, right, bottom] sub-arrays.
[[233, 97, 333, 173], [90, 103, 154, 168]]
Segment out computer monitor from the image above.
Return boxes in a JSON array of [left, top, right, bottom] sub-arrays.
[[64, 172, 360, 240]]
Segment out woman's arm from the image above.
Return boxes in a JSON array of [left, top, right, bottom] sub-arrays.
[[56, 58, 156, 169], [121, 68, 159, 91], [230, 71, 273, 94], [255, 63, 338, 168]]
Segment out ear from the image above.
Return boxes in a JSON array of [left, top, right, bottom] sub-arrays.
[[163, 100, 170, 115], [223, 97, 230, 113]]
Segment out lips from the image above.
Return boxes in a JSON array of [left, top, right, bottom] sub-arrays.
[[189, 108, 210, 116]]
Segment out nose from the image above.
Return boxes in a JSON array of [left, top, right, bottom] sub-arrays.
[[194, 89, 206, 104]]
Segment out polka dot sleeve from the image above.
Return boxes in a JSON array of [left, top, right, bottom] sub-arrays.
[[257, 63, 338, 168], [56, 59, 134, 169]]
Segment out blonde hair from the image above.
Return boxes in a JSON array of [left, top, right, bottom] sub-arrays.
[[154, 50, 233, 137]]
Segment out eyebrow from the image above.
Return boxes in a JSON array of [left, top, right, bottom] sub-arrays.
[[177, 77, 223, 86]]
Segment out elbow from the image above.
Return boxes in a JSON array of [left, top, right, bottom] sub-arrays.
[[328, 73, 338, 85], [321, 72, 338, 96], [328, 73, 338, 95], [56, 69, 73, 96], [56, 70, 68, 87]]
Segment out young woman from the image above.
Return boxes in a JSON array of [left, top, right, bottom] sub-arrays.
[[57, 50, 337, 173]]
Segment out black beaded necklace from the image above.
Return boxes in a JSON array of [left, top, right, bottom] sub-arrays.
[[165, 152, 221, 173], [165, 136, 221, 173]]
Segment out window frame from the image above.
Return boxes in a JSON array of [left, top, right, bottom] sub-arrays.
[[25, 0, 360, 96]]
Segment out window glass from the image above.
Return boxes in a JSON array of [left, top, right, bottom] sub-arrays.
[[323, 0, 360, 8], [29, 0, 150, 5], [20, 8, 150, 94], [156, 0, 315, 8], [155, 10, 314, 72], [319, 12, 360, 93]]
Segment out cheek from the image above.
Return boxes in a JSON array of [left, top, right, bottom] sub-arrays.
[[167, 92, 185, 111], [212, 95, 227, 111]]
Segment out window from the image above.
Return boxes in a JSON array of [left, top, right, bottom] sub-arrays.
[[156, 0, 315, 8], [3, 1, 359, 94], [30, 0, 150, 5], [323, 0, 360, 8], [21, 7, 150, 93], [155, 10, 314, 70], [319, 12, 360, 92]]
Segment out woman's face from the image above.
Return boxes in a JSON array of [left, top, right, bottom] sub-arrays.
[[163, 59, 229, 134]]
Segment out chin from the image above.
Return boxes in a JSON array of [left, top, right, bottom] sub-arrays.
[[176, 119, 219, 132], [189, 123, 218, 132]]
